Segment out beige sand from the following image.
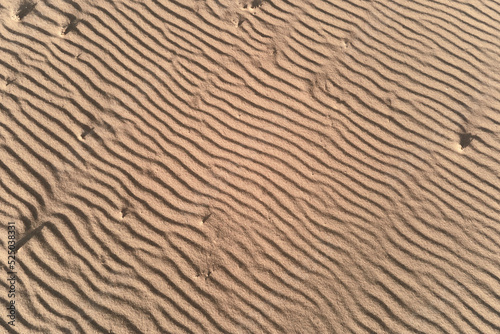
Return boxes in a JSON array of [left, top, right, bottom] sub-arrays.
[[0, 0, 499, 333]]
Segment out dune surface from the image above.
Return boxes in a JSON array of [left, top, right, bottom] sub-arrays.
[[0, 0, 499, 333]]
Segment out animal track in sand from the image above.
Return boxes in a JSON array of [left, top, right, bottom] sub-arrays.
[[59, 14, 79, 36], [238, 0, 265, 10], [201, 212, 212, 225], [459, 133, 476, 150], [79, 126, 95, 141], [11, 1, 36, 21]]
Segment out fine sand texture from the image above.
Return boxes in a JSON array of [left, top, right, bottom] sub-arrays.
[[1, 0, 500, 333]]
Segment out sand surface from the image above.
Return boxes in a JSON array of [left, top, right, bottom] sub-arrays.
[[1, 0, 499, 333]]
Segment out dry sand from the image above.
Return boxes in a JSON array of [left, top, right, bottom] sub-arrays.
[[0, 0, 499, 333]]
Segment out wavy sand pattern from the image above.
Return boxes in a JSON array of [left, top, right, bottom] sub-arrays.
[[0, 0, 499, 333]]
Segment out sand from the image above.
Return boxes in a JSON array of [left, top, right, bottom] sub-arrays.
[[0, 0, 499, 333]]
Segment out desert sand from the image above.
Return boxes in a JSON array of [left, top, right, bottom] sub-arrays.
[[0, 0, 499, 333]]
